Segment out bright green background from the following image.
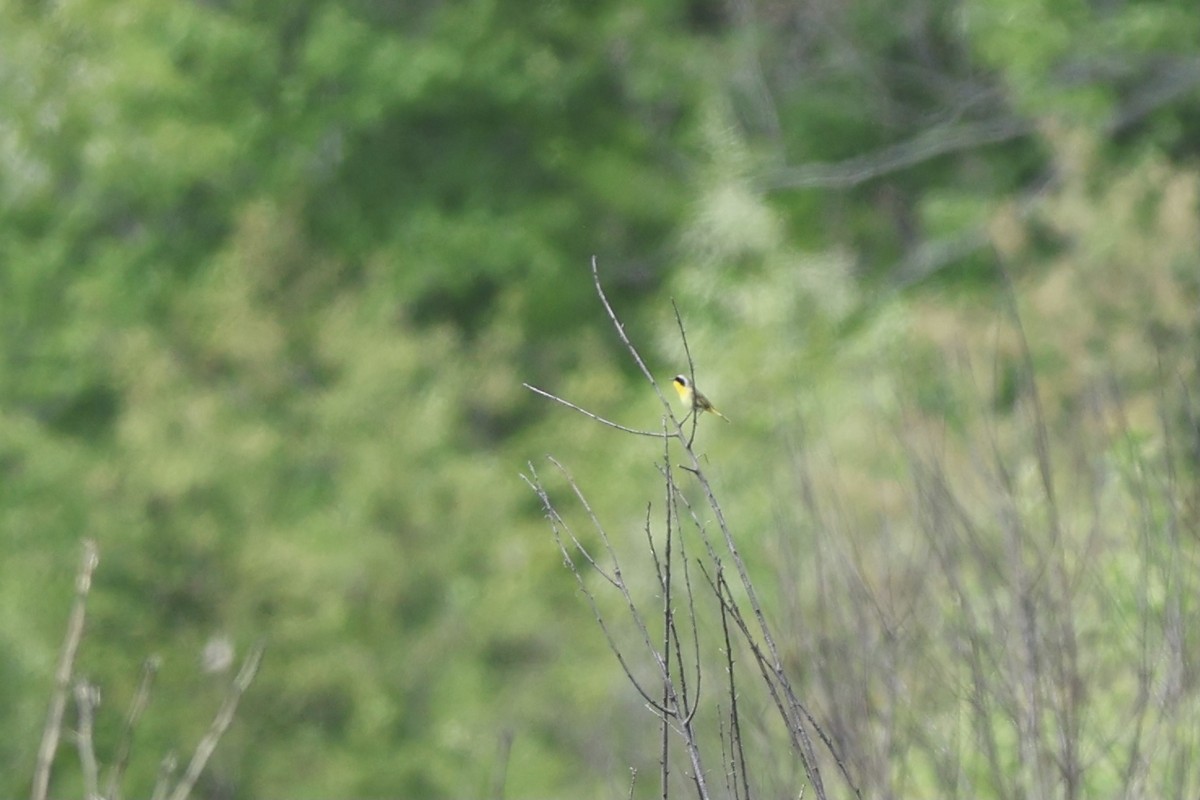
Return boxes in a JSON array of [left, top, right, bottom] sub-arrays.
[[3, 0, 1199, 797]]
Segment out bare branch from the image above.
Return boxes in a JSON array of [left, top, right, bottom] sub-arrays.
[[720, 582, 753, 800], [591, 256, 663, 395], [521, 465, 668, 712], [31, 538, 99, 800], [671, 300, 700, 446], [761, 56, 1200, 195], [763, 115, 1031, 191], [659, 493, 673, 800], [523, 383, 672, 438], [165, 642, 265, 800], [104, 656, 161, 800], [526, 262, 872, 799], [1104, 57, 1200, 134], [72, 680, 101, 800], [149, 753, 177, 800]]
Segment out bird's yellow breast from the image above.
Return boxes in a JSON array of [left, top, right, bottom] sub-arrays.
[[672, 378, 693, 406]]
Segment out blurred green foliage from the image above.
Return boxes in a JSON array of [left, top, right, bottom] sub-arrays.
[[2, 0, 1199, 797]]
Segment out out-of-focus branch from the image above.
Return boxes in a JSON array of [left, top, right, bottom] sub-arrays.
[[165, 642, 265, 800], [762, 56, 1200, 192], [149, 753, 178, 800], [104, 655, 161, 800], [1104, 57, 1200, 134], [31, 539, 99, 800], [72, 680, 101, 800], [763, 116, 1032, 191]]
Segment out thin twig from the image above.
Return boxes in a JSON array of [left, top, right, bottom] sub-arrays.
[[763, 115, 1032, 190], [165, 642, 265, 800], [149, 753, 177, 800], [679, 430, 857, 798], [524, 459, 713, 799], [527, 257, 691, 445], [544, 456, 688, 713], [31, 539, 99, 800], [104, 655, 161, 800], [72, 680, 101, 800], [591, 257, 664, 395], [591, 257, 694, 442], [716, 569, 753, 800], [523, 383, 672, 438], [671, 299, 700, 447], [521, 466, 667, 712], [705, 567, 831, 800], [665, 467, 704, 727], [995, 254, 1060, 545], [717, 710, 735, 800], [660, 488, 673, 800]]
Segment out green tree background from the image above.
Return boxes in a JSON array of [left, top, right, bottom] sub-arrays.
[[3, 0, 1199, 797]]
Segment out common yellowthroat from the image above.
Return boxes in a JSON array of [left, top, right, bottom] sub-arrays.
[[672, 375, 729, 422]]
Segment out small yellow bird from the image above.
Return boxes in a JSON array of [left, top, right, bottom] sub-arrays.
[[672, 374, 729, 422]]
